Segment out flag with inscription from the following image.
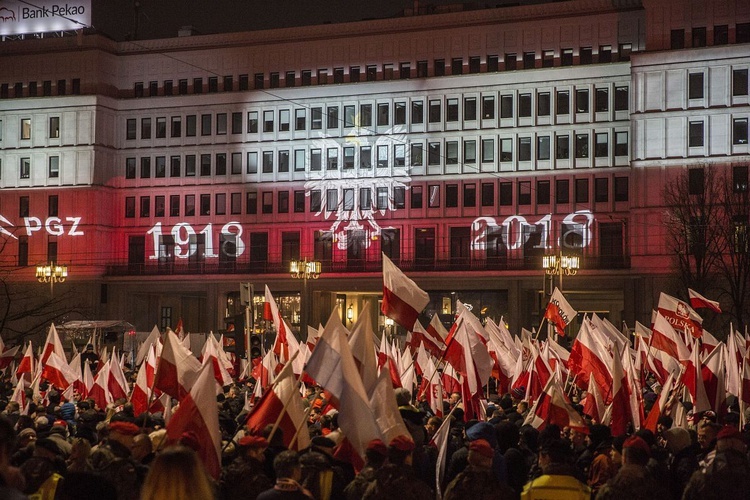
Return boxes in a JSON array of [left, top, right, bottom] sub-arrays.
[[544, 288, 577, 337]]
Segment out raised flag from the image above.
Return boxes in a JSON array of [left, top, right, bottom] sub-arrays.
[[606, 343, 632, 436], [381, 253, 429, 330], [131, 357, 151, 416], [0, 345, 20, 370], [136, 325, 161, 365], [369, 369, 411, 445], [41, 352, 76, 390], [658, 292, 703, 338], [643, 372, 677, 432], [153, 329, 202, 400], [15, 343, 34, 382], [166, 362, 222, 479], [348, 306, 379, 397], [108, 348, 130, 401], [568, 319, 613, 398], [582, 375, 605, 422], [544, 288, 577, 337], [524, 376, 587, 433], [41, 323, 66, 365], [89, 360, 112, 410], [688, 288, 722, 314]]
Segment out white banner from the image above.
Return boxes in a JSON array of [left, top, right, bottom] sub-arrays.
[[0, 0, 91, 36]]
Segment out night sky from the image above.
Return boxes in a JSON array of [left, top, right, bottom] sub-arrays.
[[91, 0, 541, 41]]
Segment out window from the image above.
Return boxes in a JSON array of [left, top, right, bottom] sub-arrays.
[[737, 23, 750, 43], [556, 179, 570, 203], [523, 52, 535, 69], [575, 89, 589, 113], [538, 93, 550, 116], [301, 71, 312, 86], [615, 131, 628, 156], [446, 141, 458, 165], [482, 96, 495, 119], [428, 185, 440, 208], [537, 136, 550, 160], [394, 102, 406, 125], [614, 176, 629, 201], [463, 184, 476, 207], [500, 95, 513, 118], [201, 114, 212, 135], [561, 48, 573, 66], [155, 156, 166, 177], [170, 156, 181, 177], [377, 103, 389, 126], [671, 29, 685, 49], [734, 119, 749, 145], [733, 70, 749, 97], [595, 133, 608, 157], [446, 98, 459, 122], [247, 192, 258, 214], [294, 191, 305, 212], [140, 196, 151, 217], [394, 145, 405, 167], [504, 53, 517, 71], [429, 100, 441, 123], [411, 186, 423, 209], [156, 117, 167, 138], [178, 79, 188, 94], [125, 197, 135, 218], [48, 156, 59, 178], [487, 55, 499, 72], [141, 118, 152, 139], [575, 134, 589, 158], [428, 142, 440, 165], [49, 117, 60, 138], [141, 157, 151, 178], [170, 195, 180, 217], [262, 192, 273, 214], [48, 195, 58, 217], [481, 183, 494, 207], [294, 150, 305, 172], [231, 193, 242, 214], [186, 115, 197, 136], [278, 151, 289, 172], [557, 91, 570, 115], [394, 186, 405, 209], [481, 139, 494, 163], [689, 73, 704, 99], [193, 78, 203, 93], [434, 59, 445, 76], [412, 101, 424, 124], [575, 178, 589, 203], [263, 111, 274, 133], [247, 152, 258, 174], [377, 145, 388, 168], [556, 135, 570, 159], [327, 107, 338, 129], [518, 182, 531, 205], [172, 116, 182, 137], [247, 112, 258, 133], [327, 148, 338, 170], [360, 188, 372, 210], [311, 149, 322, 171], [207, 77, 218, 93], [733, 166, 748, 192], [500, 138, 512, 162], [537, 180, 550, 205], [278, 192, 289, 213], [464, 140, 476, 164], [542, 50, 554, 68], [409, 144, 422, 166], [343, 189, 354, 210], [595, 178, 609, 202], [201, 154, 211, 176], [231, 152, 242, 174], [692, 27, 706, 47], [464, 98, 477, 121], [186, 155, 196, 176], [21, 118, 31, 140], [451, 58, 463, 75], [580, 47, 593, 64], [262, 151, 273, 173], [599, 45, 612, 63], [224, 75, 234, 91], [326, 189, 338, 211], [595, 88, 609, 112], [343, 147, 355, 169], [499, 182, 512, 205], [519, 94, 531, 117], [619, 43, 632, 61], [518, 137, 531, 161], [311, 107, 323, 129], [689, 121, 704, 147]]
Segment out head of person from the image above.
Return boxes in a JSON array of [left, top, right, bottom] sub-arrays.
[[273, 450, 302, 482], [238, 435, 269, 462], [388, 435, 415, 466], [663, 427, 692, 455], [468, 438, 494, 469], [622, 436, 651, 466], [364, 439, 388, 469], [697, 420, 721, 451], [610, 435, 626, 466], [131, 433, 153, 462], [538, 437, 572, 472], [425, 416, 442, 438], [140, 445, 214, 500], [714, 426, 748, 454], [108, 421, 141, 451], [656, 415, 673, 436]]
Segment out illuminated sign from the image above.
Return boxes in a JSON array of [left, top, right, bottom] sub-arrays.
[[471, 211, 595, 251], [0, 214, 85, 239], [0, 0, 91, 36]]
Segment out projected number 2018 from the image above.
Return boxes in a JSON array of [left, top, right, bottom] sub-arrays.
[[146, 222, 245, 259]]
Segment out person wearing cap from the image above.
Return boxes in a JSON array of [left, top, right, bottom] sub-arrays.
[[682, 425, 750, 500], [361, 435, 433, 500], [344, 439, 388, 500], [221, 434, 273, 500], [595, 435, 667, 500], [19, 437, 66, 499], [521, 437, 591, 500], [443, 438, 515, 500], [90, 420, 144, 500]]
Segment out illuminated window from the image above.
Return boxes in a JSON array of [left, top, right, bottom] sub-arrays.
[[21, 118, 31, 139], [246, 152, 257, 174], [49, 117, 60, 138]]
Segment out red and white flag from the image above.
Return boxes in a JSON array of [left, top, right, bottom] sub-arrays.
[[89, 360, 113, 410], [682, 338, 710, 413], [658, 292, 703, 339], [348, 307, 379, 397], [544, 288, 577, 337], [381, 253, 429, 330], [81, 359, 94, 399], [108, 348, 130, 401], [41, 352, 76, 390], [605, 343, 632, 436], [702, 345, 727, 415], [130, 356, 151, 416], [305, 308, 382, 458], [688, 288, 722, 314], [369, 369, 411, 445], [202, 334, 234, 389], [582, 374, 605, 422], [245, 360, 311, 451], [41, 323, 66, 365], [0, 344, 20, 371], [643, 372, 677, 432], [568, 319, 613, 398], [166, 362, 222, 479], [153, 329, 202, 400], [524, 376, 587, 433]]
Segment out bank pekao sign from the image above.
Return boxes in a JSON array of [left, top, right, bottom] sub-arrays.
[[0, 0, 90, 36]]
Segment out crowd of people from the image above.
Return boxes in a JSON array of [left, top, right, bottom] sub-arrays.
[[0, 374, 750, 500]]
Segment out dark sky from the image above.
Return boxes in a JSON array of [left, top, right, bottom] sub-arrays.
[[92, 1, 532, 41]]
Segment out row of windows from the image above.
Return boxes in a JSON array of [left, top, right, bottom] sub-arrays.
[[0, 79, 81, 99], [688, 118, 749, 147], [5, 156, 60, 180], [0, 117, 61, 141], [131, 45, 635, 98], [670, 23, 750, 50], [688, 69, 749, 100], [124, 88, 630, 140], [124, 132, 628, 179], [123, 177, 629, 219], [17, 195, 59, 218]]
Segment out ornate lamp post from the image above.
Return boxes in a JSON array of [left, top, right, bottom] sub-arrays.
[[36, 262, 68, 297], [542, 253, 579, 294], [289, 259, 321, 334]]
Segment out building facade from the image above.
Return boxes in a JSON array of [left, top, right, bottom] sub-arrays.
[[0, 0, 748, 341]]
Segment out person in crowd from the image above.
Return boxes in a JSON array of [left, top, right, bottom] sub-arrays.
[[220, 434, 273, 500], [521, 437, 591, 499], [595, 435, 667, 500], [361, 435, 433, 500], [696, 420, 720, 470], [682, 425, 750, 500], [257, 450, 314, 500], [141, 445, 215, 500], [662, 426, 699, 500], [90, 420, 144, 500], [443, 438, 515, 500], [344, 439, 388, 500]]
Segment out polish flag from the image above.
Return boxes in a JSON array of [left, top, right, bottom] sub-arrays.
[[15, 343, 35, 381], [702, 345, 727, 415], [265, 286, 295, 364], [682, 340, 710, 414], [484, 319, 517, 394], [544, 288, 577, 337], [643, 371, 678, 432], [245, 361, 311, 451], [69, 352, 84, 397], [569, 319, 613, 398], [726, 329, 745, 397], [688, 288, 722, 314], [89, 360, 113, 410], [582, 374, 605, 422], [348, 307, 379, 397], [0, 345, 20, 370], [657, 292, 703, 339], [173, 318, 184, 339], [700, 330, 720, 358], [136, 325, 161, 366], [10, 380, 26, 411], [108, 348, 131, 401], [409, 320, 446, 360], [131, 356, 151, 416], [443, 308, 493, 399], [431, 407, 453, 499], [305, 308, 382, 457], [153, 329, 202, 400], [650, 312, 688, 375], [424, 315, 449, 356], [606, 343, 632, 436], [369, 369, 411, 445], [81, 360, 94, 399], [202, 334, 233, 388], [41, 323, 66, 365], [166, 362, 222, 479], [524, 376, 588, 433], [416, 349, 444, 417], [41, 352, 76, 390], [381, 253, 430, 330], [739, 354, 750, 426], [377, 334, 402, 389]]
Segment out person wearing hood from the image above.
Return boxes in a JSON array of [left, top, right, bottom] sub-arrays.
[[662, 427, 699, 500]]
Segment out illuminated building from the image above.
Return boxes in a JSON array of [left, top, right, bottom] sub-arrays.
[[0, 0, 748, 339]]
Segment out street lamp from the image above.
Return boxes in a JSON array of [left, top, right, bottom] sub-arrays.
[[36, 262, 68, 297], [346, 304, 354, 324], [289, 259, 321, 335], [542, 253, 579, 294]]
